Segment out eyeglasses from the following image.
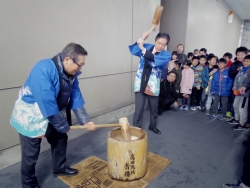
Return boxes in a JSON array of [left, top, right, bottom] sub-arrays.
[[71, 58, 85, 68]]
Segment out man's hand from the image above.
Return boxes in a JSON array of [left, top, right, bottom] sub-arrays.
[[173, 101, 178, 107], [137, 38, 145, 51], [84, 122, 96, 131], [182, 94, 189, 98], [142, 31, 150, 40], [239, 87, 246, 95]]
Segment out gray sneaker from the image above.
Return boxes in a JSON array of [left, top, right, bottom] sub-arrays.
[[225, 116, 234, 122], [228, 119, 239, 125], [205, 109, 210, 116]]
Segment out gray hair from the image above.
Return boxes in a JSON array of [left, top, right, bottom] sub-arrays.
[[61, 43, 88, 61]]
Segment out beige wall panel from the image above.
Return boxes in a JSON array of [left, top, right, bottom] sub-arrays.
[[185, 0, 242, 57], [131, 72, 136, 102], [0, 88, 20, 150], [131, 0, 161, 71], [0, 0, 132, 89], [160, 0, 189, 53], [78, 73, 132, 116]]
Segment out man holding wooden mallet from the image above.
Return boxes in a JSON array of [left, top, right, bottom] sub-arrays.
[[129, 31, 171, 134], [10, 43, 96, 188]]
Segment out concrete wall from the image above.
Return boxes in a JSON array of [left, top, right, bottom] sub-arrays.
[[0, 0, 160, 169], [185, 0, 242, 58], [241, 20, 250, 49], [160, 0, 189, 53], [160, 0, 243, 58]]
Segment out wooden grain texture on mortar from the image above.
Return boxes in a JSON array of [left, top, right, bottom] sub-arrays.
[[107, 127, 148, 181]]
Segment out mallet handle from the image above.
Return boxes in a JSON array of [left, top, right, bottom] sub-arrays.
[[148, 26, 155, 33], [70, 124, 120, 130], [142, 26, 155, 40]]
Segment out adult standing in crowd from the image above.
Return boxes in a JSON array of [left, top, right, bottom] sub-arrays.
[[177, 44, 187, 66], [10, 43, 96, 188], [199, 48, 208, 57], [129, 31, 171, 135]]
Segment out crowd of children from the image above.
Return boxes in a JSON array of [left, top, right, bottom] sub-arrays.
[[160, 46, 250, 131]]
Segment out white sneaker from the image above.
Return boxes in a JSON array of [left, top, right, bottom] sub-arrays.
[[183, 106, 189, 111], [190, 106, 196, 111], [195, 106, 201, 110], [179, 105, 185, 110]]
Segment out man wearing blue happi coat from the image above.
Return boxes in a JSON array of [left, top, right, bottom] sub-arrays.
[[10, 43, 96, 188]]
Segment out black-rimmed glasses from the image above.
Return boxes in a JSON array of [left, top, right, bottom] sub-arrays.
[[71, 58, 85, 68]]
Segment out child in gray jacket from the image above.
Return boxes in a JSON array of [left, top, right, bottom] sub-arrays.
[[229, 55, 250, 130]]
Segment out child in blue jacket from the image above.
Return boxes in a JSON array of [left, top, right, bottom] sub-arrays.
[[210, 58, 233, 120], [201, 55, 217, 111]]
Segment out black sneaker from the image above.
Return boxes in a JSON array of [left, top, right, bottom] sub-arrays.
[[232, 124, 246, 131], [228, 119, 239, 125], [200, 107, 206, 112]]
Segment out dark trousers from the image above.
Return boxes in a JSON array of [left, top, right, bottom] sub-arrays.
[[227, 92, 235, 116], [242, 145, 250, 186], [19, 123, 68, 188], [182, 94, 191, 106], [190, 87, 203, 106], [19, 134, 41, 188], [201, 88, 207, 108], [211, 96, 228, 115], [133, 92, 158, 129], [158, 96, 175, 113], [247, 94, 250, 123]]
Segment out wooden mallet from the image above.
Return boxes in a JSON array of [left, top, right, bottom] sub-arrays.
[[143, 6, 164, 39], [70, 117, 131, 141]]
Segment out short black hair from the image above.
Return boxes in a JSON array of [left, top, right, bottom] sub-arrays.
[[155, 32, 170, 45], [213, 65, 219, 69], [174, 60, 181, 67], [218, 58, 227, 64], [200, 48, 207, 53], [177, 44, 184, 48], [192, 56, 199, 61], [244, 55, 250, 60], [194, 49, 199, 52], [208, 53, 214, 56], [207, 55, 216, 61], [187, 52, 194, 58], [235, 46, 248, 55], [168, 71, 177, 77], [184, 60, 192, 67], [199, 55, 206, 60], [172, 51, 178, 56], [223, 52, 233, 59]]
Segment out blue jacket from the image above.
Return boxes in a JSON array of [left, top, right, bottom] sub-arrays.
[[129, 43, 171, 96], [201, 66, 210, 88], [210, 68, 233, 96], [10, 54, 89, 137]]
